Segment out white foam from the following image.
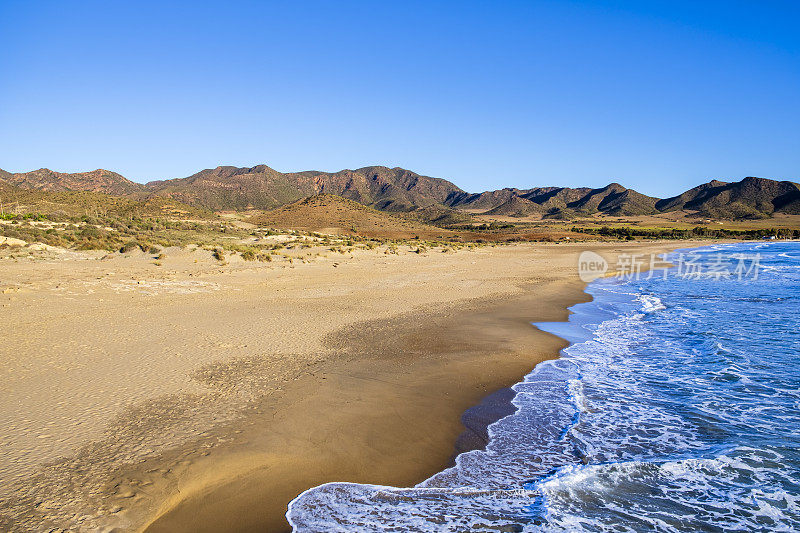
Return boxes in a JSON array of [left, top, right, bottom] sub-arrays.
[[287, 242, 800, 532]]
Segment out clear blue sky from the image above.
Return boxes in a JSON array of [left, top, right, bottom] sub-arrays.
[[1, 0, 798, 197]]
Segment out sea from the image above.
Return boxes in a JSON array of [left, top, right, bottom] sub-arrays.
[[287, 241, 800, 532]]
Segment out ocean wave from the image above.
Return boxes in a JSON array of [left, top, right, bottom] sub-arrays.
[[535, 448, 800, 532], [636, 294, 666, 313], [288, 242, 800, 532]]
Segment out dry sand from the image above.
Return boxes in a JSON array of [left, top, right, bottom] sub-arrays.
[[0, 240, 707, 532]]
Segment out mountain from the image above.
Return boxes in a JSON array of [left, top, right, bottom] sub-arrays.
[[484, 195, 544, 217], [1, 164, 797, 220], [452, 177, 799, 219], [0, 168, 144, 196], [446, 188, 526, 212], [299, 166, 463, 211], [519, 187, 593, 212], [450, 183, 658, 218], [654, 180, 729, 212], [657, 177, 800, 218], [145, 165, 310, 211], [146, 165, 464, 212], [567, 184, 658, 216]]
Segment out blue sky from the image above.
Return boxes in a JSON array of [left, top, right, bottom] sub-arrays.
[[1, 0, 798, 197]]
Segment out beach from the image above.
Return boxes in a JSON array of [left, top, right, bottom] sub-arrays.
[[0, 240, 706, 532]]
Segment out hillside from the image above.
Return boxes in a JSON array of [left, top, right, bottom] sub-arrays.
[[0, 181, 205, 219], [245, 194, 455, 239], [520, 187, 592, 212], [145, 165, 311, 211], [485, 195, 544, 217], [295, 165, 464, 211], [567, 184, 658, 216], [657, 177, 800, 218], [0, 168, 144, 196], [446, 188, 525, 212]]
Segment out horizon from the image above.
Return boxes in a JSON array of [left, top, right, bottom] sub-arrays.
[[1, 1, 798, 197]]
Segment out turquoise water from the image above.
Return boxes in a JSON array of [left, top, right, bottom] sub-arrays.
[[288, 242, 800, 532]]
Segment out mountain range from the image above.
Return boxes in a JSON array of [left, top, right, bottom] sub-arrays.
[[1, 165, 798, 220]]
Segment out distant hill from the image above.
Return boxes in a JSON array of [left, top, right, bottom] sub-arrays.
[[446, 188, 526, 212], [484, 195, 544, 217], [1, 164, 798, 220], [0, 168, 144, 196], [453, 183, 658, 218], [402, 204, 474, 226], [245, 194, 455, 239], [657, 177, 800, 218], [0, 181, 205, 219], [571, 184, 659, 216]]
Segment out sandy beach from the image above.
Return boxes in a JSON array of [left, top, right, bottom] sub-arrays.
[[0, 240, 707, 532]]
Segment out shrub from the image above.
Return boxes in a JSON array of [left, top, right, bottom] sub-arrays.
[[120, 241, 140, 253], [79, 226, 106, 239], [241, 249, 256, 261], [212, 248, 225, 261]]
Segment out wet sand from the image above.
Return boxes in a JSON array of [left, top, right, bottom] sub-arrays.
[[0, 240, 705, 532]]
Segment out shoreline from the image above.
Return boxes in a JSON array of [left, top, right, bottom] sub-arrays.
[[0, 240, 710, 532], [142, 241, 703, 533], [281, 239, 769, 531], [143, 279, 589, 532]]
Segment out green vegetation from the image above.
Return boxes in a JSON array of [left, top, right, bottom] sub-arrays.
[[450, 222, 516, 231], [119, 241, 142, 253], [571, 225, 800, 240]]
